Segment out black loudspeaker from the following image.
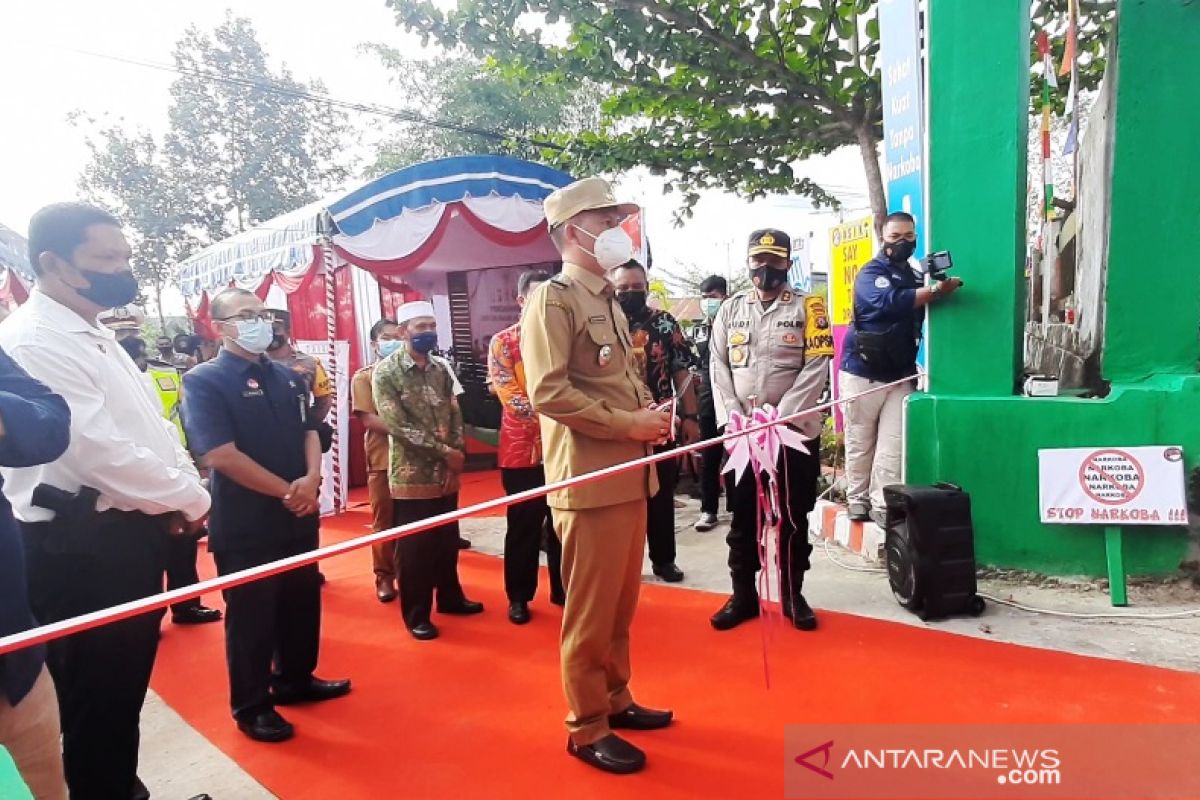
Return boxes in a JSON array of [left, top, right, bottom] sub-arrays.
[[882, 483, 986, 621]]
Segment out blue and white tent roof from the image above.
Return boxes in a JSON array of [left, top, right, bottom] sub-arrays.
[[178, 155, 574, 297], [327, 155, 573, 237]]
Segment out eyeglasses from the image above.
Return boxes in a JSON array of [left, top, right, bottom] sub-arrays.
[[216, 312, 274, 324]]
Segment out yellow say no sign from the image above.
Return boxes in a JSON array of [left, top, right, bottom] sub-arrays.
[[828, 217, 875, 326]]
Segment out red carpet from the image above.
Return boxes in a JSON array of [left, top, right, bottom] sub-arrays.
[[151, 506, 1200, 799]]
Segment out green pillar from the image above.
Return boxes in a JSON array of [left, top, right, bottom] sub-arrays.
[[906, 0, 1198, 577], [1103, 0, 1200, 381], [924, 0, 1029, 397]]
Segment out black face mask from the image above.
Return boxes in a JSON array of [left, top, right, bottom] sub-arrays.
[[74, 266, 139, 308], [616, 290, 648, 317], [750, 266, 787, 292], [883, 239, 916, 263]]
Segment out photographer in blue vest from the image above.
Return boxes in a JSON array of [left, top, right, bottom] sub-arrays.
[[839, 212, 963, 524]]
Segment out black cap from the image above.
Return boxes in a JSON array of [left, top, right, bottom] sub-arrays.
[[747, 229, 791, 258]]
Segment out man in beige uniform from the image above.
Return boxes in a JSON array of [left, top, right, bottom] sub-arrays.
[[709, 229, 833, 632], [521, 177, 674, 775]]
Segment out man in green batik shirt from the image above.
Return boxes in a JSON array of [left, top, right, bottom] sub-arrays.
[[372, 301, 484, 641]]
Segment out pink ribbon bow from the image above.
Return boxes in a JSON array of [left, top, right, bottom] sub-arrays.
[[723, 404, 810, 481]]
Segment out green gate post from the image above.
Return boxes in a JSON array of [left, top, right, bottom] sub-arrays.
[[907, 0, 1200, 581]]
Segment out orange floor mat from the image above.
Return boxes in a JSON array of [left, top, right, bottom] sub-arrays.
[[150, 506, 1200, 799]]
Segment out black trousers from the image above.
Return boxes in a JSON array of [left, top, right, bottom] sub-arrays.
[[166, 531, 203, 612], [646, 447, 679, 567], [500, 465, 564, 603], [213, 524, 321, 719], [726, 442, 820, 599], [393, 494, 467, 629], [699, 415, 734, 514], [21, 512, 169, 800]]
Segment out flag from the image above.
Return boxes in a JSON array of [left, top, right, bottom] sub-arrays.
[[1038, 30, 1058, 91], [1059, 0, 1078, 77], [1062, 71, 1079, 156]]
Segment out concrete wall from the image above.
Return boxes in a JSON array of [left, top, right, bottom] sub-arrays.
[[1075, 59, 1115, 363]]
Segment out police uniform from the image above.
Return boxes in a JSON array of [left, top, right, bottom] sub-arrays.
[[181, 349, 325, 723], [709, 230, 833, 627], [143, 356, 221, 624], [522, 257, 659, 747], [839, 254, 921, 517]]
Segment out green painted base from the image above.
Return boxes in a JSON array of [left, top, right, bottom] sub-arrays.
[[906, 375, 1198, 576]]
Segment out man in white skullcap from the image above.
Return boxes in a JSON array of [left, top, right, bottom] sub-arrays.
[[372, 301, 483, 640]]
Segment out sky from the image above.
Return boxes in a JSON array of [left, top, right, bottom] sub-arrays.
[[0, 0, 873, 309]]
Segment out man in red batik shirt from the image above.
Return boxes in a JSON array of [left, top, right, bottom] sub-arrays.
[[488, 270, 565, 625]]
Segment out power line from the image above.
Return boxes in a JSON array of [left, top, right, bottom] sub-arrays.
[[38, 41, 874, 206], [48, 43, 567, 152]]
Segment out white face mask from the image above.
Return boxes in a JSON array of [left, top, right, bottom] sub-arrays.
[[230, 319, 273, 354], [573, 224, 635, 271]]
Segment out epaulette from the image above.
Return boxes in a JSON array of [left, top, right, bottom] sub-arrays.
[[548, 274, 571, 289]]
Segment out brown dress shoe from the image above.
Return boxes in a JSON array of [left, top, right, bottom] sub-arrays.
[[375, 576, 397, 603]]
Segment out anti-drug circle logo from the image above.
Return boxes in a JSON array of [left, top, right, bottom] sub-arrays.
[[1078, 449, 1144, 505]]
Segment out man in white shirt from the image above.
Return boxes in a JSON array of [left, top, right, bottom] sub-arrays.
[[0, 203, 210, 799]]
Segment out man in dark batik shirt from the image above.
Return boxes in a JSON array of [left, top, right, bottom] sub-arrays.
[[610, 260, 700, 583]]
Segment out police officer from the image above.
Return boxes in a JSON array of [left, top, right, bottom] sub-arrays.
[[522, 177, 674, 775], [182, 287, 350, 744], [839, 212, 962, 523], [709, 229, 832, 632], [99, 308, 223, 627]]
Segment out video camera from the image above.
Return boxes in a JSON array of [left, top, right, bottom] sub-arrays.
[[921, 251, 954, 281]]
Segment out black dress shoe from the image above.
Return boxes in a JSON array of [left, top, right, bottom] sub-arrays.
[[508, 601, 531, 625], [550, 590, 566, 607], [171, 604, 223, 625], [652, 562, 685, 583], [710, 594, 760, 631], [318, 570, 327, 585], [609, 702, 674, 730], [783, 593, 818, 631], [457, 536, 472, 550], [272, 677, 352, 705], [132, 776, 150, 800], [237, 709, 294, 743], [438, 598, 484, 615], [409, 622, 439, 640], [566, 733, 645, 775]]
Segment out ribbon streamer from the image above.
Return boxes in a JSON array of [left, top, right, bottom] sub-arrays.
[[724, 405, 815, 684], [0, 376, 916, 657]]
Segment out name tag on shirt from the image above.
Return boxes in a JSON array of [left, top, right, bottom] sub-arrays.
[[242, 377, 264, 398]]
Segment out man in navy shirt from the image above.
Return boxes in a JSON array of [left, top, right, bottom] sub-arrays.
[[0, 347, 70, 799], [839, 212, 963, 523], [182, 288, 350, 744]]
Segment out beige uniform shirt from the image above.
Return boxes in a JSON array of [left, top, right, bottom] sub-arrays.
[[709, 289, 834, 439], [521, 261, 659, 510]]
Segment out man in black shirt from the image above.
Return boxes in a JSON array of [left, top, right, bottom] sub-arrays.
[[183, 287, 350, 744]]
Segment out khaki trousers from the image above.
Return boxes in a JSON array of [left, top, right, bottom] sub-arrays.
[[839, 371, 914, 510], [0, 666, 67, 800], [554, 499, 647, 745], [367, 471, 395, 580]]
